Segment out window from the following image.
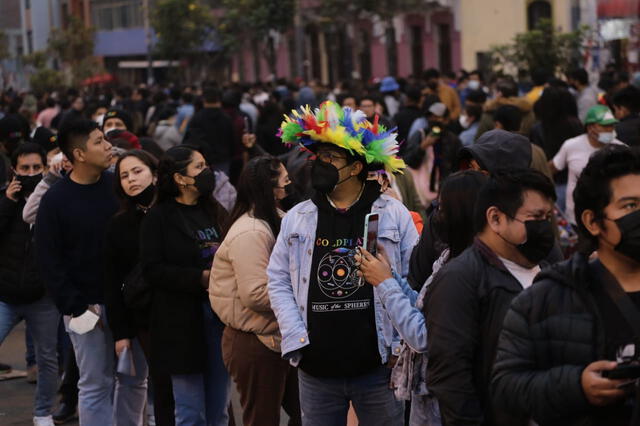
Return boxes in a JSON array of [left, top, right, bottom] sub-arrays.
[[528, 0, 552, 30], [410, 25, 423, 77], [438, 23, 452, 74], [92, 0, 143, 31], [359, 29, 372, 82], [26, 30, 33, 54]]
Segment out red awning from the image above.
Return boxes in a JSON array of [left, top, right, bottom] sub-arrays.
[[598, 0, 640, 18], [81, 73, 116, 86]]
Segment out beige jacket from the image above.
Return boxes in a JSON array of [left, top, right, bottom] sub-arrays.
[[210, 213, 281, 352]]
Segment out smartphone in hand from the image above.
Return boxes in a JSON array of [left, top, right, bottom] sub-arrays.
[[363, 213, 379, 257]]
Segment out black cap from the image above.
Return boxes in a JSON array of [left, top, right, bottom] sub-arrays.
[[102, 108, 133, 131], [32, 126, 58, 153]]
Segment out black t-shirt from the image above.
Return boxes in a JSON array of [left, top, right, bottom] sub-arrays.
[[299, 182, 382, 378], [176, 203, 221, 270], [591, 260, 639, 425]]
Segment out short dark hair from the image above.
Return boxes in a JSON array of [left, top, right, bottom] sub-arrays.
[[469, 70, 483, 81], [57, 119, 100, 163], [496, 78, 519, 98], [574, 145, 640, 254], [493, 104, 522, 132], [11, 142, 47, 168], [475, 169, 556, 232], [612, 85, 640, 113], [465, 103, 483, 120], [568, 68, 589, 86], [531, 68, 549, 86], [202, 87, 221, 104], [422, 68, 440, 81], [405, 86, 422, 103], [466, 89, 487, 105]]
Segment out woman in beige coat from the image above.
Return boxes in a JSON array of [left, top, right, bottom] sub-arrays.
[[210, 156, 301, 426]]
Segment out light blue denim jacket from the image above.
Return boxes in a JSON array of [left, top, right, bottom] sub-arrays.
[[267, 194, 419, 366]]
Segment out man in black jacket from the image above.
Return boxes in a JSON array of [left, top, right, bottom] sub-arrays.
[[183, 87, 235, 176], [423, 168, 557, 426], [612, 85, 640, 147], [492, 145, 640, 426], [407, 129, 563, 289], [0, 143, 60, 425]]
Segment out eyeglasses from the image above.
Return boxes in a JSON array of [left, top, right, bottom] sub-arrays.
[[315, 152, 348, 164]]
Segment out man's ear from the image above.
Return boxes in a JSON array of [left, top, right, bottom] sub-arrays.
[[581, 209, 603, 238], [72, 147, 85, 163], [351, 161, 364, 176], [486, 206, 503, 232]]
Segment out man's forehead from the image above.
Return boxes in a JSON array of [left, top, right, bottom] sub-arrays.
[[611, 174, 640, 202], [521, 189, 554, 210]]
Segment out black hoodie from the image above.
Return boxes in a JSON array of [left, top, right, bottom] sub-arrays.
[[299, 181, 383, 378], [492, 254, 635, 426]]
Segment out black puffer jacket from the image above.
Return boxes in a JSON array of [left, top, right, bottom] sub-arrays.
[[0, 195, 43, 304], [423, 238, 531, 426], [492, 254, 626, 426]]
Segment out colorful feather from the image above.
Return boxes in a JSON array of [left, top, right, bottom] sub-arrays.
[[279, 100, 406, 174]]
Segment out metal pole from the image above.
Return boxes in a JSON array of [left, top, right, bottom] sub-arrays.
[[142, 0, 153, 85]]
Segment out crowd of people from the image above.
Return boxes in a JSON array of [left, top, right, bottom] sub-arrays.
[[0, 63, 639, 426]]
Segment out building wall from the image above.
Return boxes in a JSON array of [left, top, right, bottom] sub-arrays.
[[459, 0, 574, 70]]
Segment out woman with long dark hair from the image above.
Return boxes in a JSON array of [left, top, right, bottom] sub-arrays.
[[357, 170, 488, 426], [105, 149, 176, 426], [210, 155, 301, 425], [140, 145, 230, 426]]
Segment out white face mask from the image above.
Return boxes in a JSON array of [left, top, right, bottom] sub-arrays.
[[598, 131, 615, 144], [94, 114, 105, 127], [459, 115, 472, 129], [468, 80, 481, 91]]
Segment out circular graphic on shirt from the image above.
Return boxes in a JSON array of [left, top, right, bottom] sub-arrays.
[[317, 248, 362, 299]]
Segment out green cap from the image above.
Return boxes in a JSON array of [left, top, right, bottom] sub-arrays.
[[584, 105, 618, 126]]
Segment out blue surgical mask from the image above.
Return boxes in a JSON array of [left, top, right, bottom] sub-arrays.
[[598, 131, 615, 144]]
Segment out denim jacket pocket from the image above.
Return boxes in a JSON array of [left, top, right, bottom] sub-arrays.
[[287, 233, 306, 295]]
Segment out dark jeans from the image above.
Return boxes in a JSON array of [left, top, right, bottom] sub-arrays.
[[298, 366, 403, 426], [138, 328, 175, 426], [222, 327, 301, 426]]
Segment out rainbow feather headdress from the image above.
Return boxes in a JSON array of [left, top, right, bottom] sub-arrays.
[[278, 101, 406, 174]]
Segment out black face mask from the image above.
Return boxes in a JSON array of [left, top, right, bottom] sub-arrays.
[[129, 183, 156, 208], [311, 160, 351, 194], [514, 219, 555, 264], [192, 168, 216, 195], [612, 210, 640, 263], [16, 173, 43, 196]]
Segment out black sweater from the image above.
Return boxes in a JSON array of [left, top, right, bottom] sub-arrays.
[[140, 199, 221, 374], [35, 172, 118, 316], [104, 208, 148, 341]]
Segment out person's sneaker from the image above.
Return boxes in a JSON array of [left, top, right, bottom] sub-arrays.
[[52, 403, 77, 425], [0, 362, 11, 374], [27, 364, 38, 383], [33, 416, 55, 426]]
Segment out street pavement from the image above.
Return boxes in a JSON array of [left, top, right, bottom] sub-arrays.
[[0, 322, 290, 426]]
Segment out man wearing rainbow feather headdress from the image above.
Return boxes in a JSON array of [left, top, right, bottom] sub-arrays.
[[268, 101, 419, 425]]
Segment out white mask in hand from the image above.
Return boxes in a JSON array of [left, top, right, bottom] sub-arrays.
[[68, 309, 100, 335]]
